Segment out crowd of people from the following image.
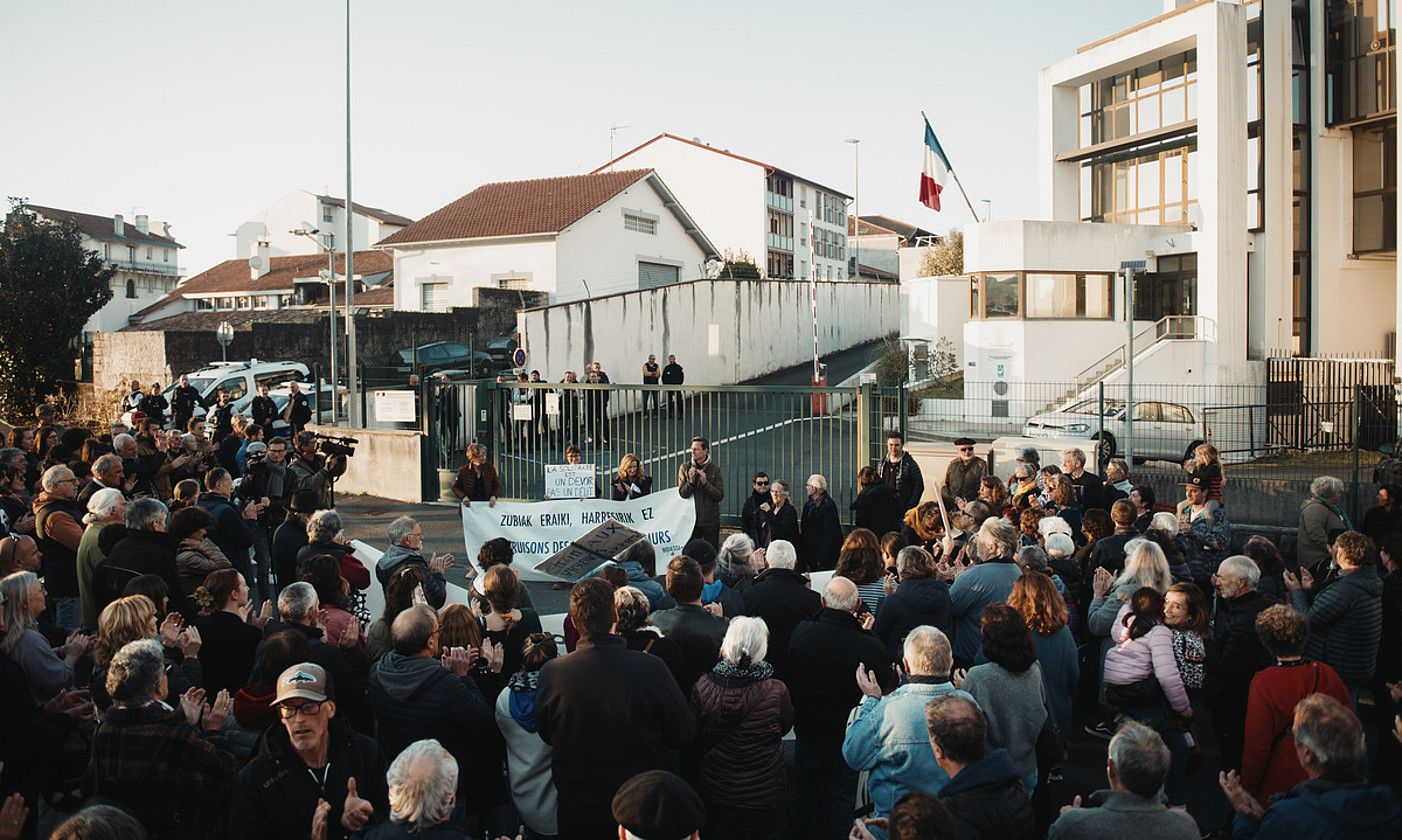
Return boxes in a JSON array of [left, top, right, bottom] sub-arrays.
[[3, 393, 1402, 840]]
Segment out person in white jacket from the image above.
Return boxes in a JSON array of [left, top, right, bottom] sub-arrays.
[[495, 631, 560, 838]]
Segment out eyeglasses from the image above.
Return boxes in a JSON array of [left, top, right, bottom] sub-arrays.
[[754, 481, 769, 487], [278, 700, 324, 719], [958, 447, 974, 453]]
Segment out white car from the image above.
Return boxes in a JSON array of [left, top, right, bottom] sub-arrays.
[[169, 360, 310, 417], [1022, 398, 1205, 463]]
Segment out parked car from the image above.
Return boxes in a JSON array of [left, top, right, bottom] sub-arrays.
[[1022, 397, 1204, 463], [229, 382, 346, 438], [391, 341, 494, 377], [485, 335, 519, 369], [121, 360, 310, 426]]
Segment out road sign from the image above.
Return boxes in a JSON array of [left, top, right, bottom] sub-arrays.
[[512, 348, 527, 368]]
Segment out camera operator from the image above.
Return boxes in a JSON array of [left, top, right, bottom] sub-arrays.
[[199, 467, 267, 605], [288, 431, 347, 510], [237, 437, 293, 608]]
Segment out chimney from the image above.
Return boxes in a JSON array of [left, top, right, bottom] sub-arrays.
[[113, 214, 124, 236], [250, 239, 272, 281], [134, 214, 149, 234]]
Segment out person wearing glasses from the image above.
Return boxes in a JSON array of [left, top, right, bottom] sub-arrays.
[[229, 661, 389, 840], [943, 437, 987, 512], [740, 472, 772, 547], [33, 465, 85, 634]]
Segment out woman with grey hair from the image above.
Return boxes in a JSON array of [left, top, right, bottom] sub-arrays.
[[294, 507, 371, 595], [690, 616, 793, 838], [373, 739, 460, 834], [1297, 475, 1351, 574], [2, 570, 90, 701], [717, 532, 764, 592], [78, 487, 127, 630], [614, 585, 687, 690]]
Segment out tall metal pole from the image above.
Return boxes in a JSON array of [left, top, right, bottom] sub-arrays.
[[327, 232, 338, 424], [344, 0, 358, 426], [845, 138, 860, 278], [1124, 265, 1137, 464]]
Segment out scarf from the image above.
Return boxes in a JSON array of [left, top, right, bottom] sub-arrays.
[[1312, 494, 1354, 531], [711, 658, 774, 683], [507, 670, 541, 733], [903, 506, 938, 542]]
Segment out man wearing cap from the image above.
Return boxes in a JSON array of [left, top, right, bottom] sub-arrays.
[[612, 770, 705, 840], [230, 662, 388, 840], [943, 438, 987, 508], [259, 582, 371, 734], [1176, 474, 1231, 588]]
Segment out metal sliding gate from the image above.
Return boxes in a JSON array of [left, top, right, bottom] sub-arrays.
[[426, 381, 904, 527]]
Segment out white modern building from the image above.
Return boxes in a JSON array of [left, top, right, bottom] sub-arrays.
[[377, 169, 718, 309], [931, 0, 1397, 421], [24, 205, 183, 336], [232, 189, 413, 261], [594, 133, 852, 281], [850, 214, 939, 278]]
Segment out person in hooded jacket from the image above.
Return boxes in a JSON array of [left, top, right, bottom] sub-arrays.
[[926, 694, 1034, 840], [1221, 693, 1400, 840], [612, 539, 674, 613], [874, 546, 952, 661], [689, 617, 793, 840], [853, 465, 903, 542], [368, 605, 506, 834], [375, 516, 450, 609], [1284, 531, 1384, 694], [495, 632, 560, 840]]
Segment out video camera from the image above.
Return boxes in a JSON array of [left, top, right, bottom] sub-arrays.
[[314, 432, 359, 459]]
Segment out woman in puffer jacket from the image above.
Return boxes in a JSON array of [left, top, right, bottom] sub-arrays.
[[689, 616, 794, 840], [1102, 586, 1193, 806]]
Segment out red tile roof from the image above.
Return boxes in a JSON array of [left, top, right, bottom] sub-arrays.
[[133, 250, 392, 317], [377, 170, 654, 246], [26, 204, 181, 246], [315, 195, 414, 227]]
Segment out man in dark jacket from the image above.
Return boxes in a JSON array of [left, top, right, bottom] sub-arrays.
[[943, 438, 987, 507], [878, 431, 925, 514], [1286, 530, 1384, 693], [229, 661, 388, 840], [374, 516, 450, 608], [1221, 693, 1400, 839], [259, 582, 371, 733], [649, 556, 729, 691], [1207, 554, 1276, 772], [368, 605, 503, 824], [853, 465, 903, 539], [249, 382, 279, 432], [787, 575, 895, 840], [677, 437, 724, 550], [199, 467, 264, 586], [927, 694, 1034, 840], [97, 497, 187, 616], [740, 540, 821, 678], [800, 474, 843, 572], [739, 471, 771, 546], [661, 354, 684, 414], [535, 578, 695, 839], [873, 546, 952, 660], [168, 374, 205, 435]]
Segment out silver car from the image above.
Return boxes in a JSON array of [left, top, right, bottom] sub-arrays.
[[1022, 398, 1204, 462]]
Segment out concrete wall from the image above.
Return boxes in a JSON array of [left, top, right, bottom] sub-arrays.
[[93, 330, 171, 394], [304, 423, 424, 504], [517, 279, 899, 386], [900, 274, 968, 369]]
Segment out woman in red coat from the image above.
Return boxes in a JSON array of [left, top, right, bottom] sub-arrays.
[[1239, 603, 1352, 806]]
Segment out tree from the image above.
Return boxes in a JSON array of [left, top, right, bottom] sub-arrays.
[[918, 228, 964, 276], [874, 336, 908, 387], [720, 248, 762, 280], [0, 199, 114, 415], [933, 337, 959, 379]]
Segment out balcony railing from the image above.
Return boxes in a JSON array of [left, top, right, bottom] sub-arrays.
[[766, 234, 794, 252], [766, 191, 794, 212], [108, 258, 179, 276]]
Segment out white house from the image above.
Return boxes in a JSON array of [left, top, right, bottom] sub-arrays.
[[232, 189, 413, 261], [594, 133, 852, 281], [377, 169, 719, 309], [912, 0, 1398, 422], [24, 205, 183, 337], [850, 214, 939, 279]]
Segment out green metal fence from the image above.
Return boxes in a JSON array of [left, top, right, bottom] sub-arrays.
[[426, 380, 903, 528]]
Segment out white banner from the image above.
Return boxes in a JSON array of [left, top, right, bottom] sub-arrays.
[[461, 492, 696, 581]]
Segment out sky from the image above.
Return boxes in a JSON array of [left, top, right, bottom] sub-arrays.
[[0, 0, 1163, 278]]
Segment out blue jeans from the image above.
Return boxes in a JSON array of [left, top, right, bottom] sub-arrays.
[[791, 739, 857, 840], [1123, 702, 1188, 805], [52, 596, 79, 634]]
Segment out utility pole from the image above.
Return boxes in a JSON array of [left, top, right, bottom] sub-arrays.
[[1120, 259, 1146, 464], [344, 0, 358, 426], [845, 138, 860, 278]]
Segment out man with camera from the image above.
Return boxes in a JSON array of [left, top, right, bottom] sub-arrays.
[[289, 431, 348, 511], [239, 437, 297, 605]]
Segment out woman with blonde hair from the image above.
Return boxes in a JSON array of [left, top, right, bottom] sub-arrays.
[[481, 564, 542, 678], [89, 593, 201, 710], [610, 453, 653, 500], [614, 585, 686, 690]]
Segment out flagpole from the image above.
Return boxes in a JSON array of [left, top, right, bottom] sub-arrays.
[[922, 110, 980, 221]]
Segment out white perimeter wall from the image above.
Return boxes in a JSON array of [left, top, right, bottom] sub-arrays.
[[392, 237, 558, 311], [518, 279, 898, 386]]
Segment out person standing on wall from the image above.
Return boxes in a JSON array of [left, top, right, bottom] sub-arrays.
[[662, 354, 685, 416], [642, 354, 661, 418]]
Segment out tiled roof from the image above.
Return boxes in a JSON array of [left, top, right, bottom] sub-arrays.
[[355, 286, 394, 306], [377, 170, 654, 246], [315, 195, 414, 227], [592, 133, 852, 199], [124, 310, 329, 331], [857, 263, 898, 281], [849, 214, 937, 242], [26, 204, 181, 246], [132, 250, 392, 317]]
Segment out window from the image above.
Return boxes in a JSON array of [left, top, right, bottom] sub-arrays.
[[1160, 403, 1194, 424], [127, 245, 136, 264], [125, 279, 136, 299], [323, 207, 335, 223], [195, 298, 213, 310], [252, 296, 269, 309], [972, 272, 1114, 319], [1353, 120, 1396, 252], [495, 277, 530, 290], [1131, 402, 1159, 422], [420, 281, 449, 312], [162, 248, 169, 263], [623, 213, 657, 234], [1134, 253, 1198, 320], [800, 260, 808, 278], [1078, 50, 1197, 147], [217, 297, 234, 310], [1326, 0, 1396, 126], [103, 243, 110, 261], [145, 246, 153, 260], [982, 273, 1020, 318], [1082, 143, 1197, 225], [215, 378, 246, 401]]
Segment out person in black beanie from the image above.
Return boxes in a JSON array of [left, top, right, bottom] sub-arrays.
[[611, 770, 705, 840]]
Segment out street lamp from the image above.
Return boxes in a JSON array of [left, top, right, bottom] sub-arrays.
[[844, 138, 860, 279], [981, 199, 991, 222], [292, 226, 338, 424], [344, 0, 359, 427]]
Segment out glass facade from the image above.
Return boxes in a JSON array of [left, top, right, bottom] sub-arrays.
[[1294, 0, 1314, 352], [1080, 143, 1198, 224], [1326, 0, 1396, 126], [1353, 119, 1397, 252], [1134, 253, 1197, 321], [968, 272, 1114, 320], [1079, 51, 1198, 145]]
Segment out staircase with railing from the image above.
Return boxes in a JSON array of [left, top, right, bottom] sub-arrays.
[[1038, 315, 1216, 412]]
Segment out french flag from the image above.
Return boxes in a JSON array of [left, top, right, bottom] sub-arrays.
[[919, 117, 953, 212]]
